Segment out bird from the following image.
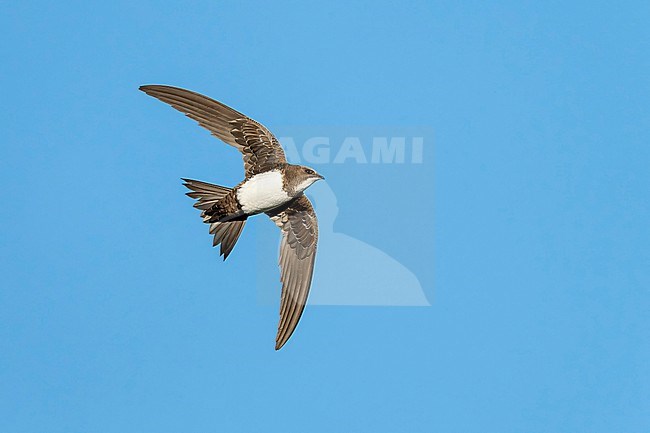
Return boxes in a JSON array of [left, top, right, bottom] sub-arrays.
[[139, 85, 324, 350]]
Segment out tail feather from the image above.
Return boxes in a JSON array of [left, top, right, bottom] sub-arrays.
[[211, 219, 246, 259], [182, 178, 231, 210], [182, 178, 247, 260]]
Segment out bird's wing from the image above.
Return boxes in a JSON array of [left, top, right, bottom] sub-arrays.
[[266, 195, 318, 350], [140, 85, 287, 178]]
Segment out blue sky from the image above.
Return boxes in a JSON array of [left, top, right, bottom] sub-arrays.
[[1, 1, 649, 432]]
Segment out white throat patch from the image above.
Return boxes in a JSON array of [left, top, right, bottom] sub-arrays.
[[295, 178, 317, 194], [236, 170, 291, 214]]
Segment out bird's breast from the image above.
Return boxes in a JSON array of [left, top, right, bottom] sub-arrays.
[[236, 170, 291, 214]]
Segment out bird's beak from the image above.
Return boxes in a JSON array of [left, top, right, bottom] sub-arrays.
[[316, 173, 325, 181]]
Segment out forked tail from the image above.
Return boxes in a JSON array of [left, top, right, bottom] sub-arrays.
[[182, 178, 247, 260]]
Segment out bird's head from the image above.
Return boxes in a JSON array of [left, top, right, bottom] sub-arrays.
[[285, 165, 325, 196]]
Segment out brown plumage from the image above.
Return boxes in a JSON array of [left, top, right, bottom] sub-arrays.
[[203, 187, 244, 223], [266, 196, 318, 349], [181, 179, 246, 259], [141, 85, 324, 350]]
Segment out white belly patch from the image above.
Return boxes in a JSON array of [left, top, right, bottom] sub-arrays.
[[236, 171, 291, 214]]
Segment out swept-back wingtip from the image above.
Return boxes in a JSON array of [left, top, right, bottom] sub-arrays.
[[275, 332, 291, 350], [139, 84, 167, 95]]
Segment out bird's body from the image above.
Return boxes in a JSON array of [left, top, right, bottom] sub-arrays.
[[237, 170, 290, 215], [140, 85, 324, 350]]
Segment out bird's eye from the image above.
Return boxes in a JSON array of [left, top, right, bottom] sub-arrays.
[[305, 169, 315, 175]]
